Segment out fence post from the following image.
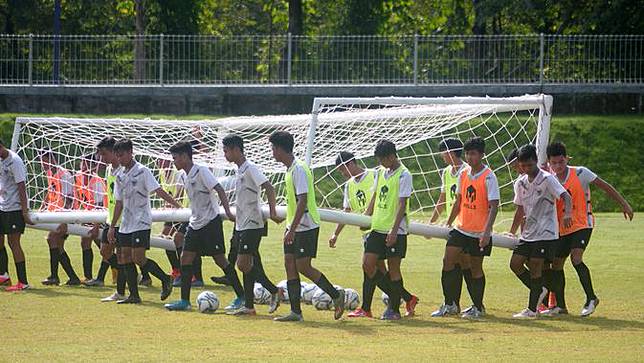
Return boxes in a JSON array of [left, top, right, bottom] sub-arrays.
[[413, 34, 419, 85], [287, 33, 292, 85], [159, 34, 164, 86], [28, 34, 33, 86], [539, 33, 544, 85]]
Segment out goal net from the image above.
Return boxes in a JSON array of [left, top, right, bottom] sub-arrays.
[[12, 94, 552, 243]]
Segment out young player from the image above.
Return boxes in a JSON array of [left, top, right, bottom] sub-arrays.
[[218, 134, 284, 316], [269, 131, 345, 322], [362, 140, 412, 321], [330, 151, 418, 318], [544, 141, 633, 317], [40, 151, 81, 286], [107, 139, 180, 304], [0, 138, 33, 291], [163, 141, 245, 311], [508, 144, 572, 319], [429, 138, 469, 315], [432, 137, 500, 319]]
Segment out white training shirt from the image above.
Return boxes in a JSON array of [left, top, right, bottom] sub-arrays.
[[114, 161, 160, 234], [234, 160, 268, 231], [455, 165, 501, 238], [0, 150, 27, 212], [288, 161, 319, 232], [371, 166, 413, 234], [180, 164, 221, 230], [513, 169, 567, 242]]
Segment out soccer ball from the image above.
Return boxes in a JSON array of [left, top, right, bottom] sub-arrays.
[[312, 288, 334, 310], [276, 280, 290, 302], [381, 291, 403, 307], [301, 283, 319, 304], [253, 282, 272, 305], [344, 288, 360, 310], [196, 291, 219, 313]]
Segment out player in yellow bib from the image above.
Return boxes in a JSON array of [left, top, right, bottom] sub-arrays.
[[430, 138, 469, 313], [330, 151, 418, 318], [269, 131, 345, 322], [363, 140, 413, 321]]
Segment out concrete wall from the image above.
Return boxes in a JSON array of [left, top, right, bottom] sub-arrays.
[[0, 84, 642, 115]]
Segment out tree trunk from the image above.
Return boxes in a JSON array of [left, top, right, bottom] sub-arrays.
[[134, 0, 146, 82]]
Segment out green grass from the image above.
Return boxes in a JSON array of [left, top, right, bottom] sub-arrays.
[[2, 214, 643, 362]]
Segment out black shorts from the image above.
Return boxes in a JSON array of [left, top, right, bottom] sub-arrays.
[[184, 217, 225, 257], [556, 228, 593, 258], [234, 228, 263, 255], [364, 231, 407, 260], [284, 227, 319, 259], [446, 229, 492, 257], [118, 230, 151, 250], [0, 210, 25, 235], [513, 240, 557, 261]]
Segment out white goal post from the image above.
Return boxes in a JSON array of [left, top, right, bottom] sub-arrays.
[[13, 94, 553, 249]]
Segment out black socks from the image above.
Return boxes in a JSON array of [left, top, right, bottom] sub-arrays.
[[287, 278, 302, 314], [314, 273, 339, 299]]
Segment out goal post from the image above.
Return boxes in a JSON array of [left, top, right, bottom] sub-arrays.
[[14, 94, 552, 249]]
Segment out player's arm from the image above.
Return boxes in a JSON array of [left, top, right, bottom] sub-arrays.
[[509, 205, 524, 236], [480, 200, 499, 248], [213, 183, 235, 221], [107, 200, 123, 243], [154, 187, 181, 208], [430, 192, 446, 223], [329, 207, 350, 248], [260, 180, 281, 223], [445, 194, 461, 228], [17, 181, 33, 225], [592, 177, 634, 220]]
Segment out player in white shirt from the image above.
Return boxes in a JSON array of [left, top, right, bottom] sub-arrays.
[[0, 138, 33, 291], [107, 139, 181, 305], [40, 151, 81, 286], [508, 144, 573, 319], [163, 141, 245, 311], [220, 134, 284, 316]]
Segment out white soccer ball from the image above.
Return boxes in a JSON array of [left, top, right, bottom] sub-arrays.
[[253, 282, 272, 305], [312, 288, 334, 310], [196, 291, 219, 313], [344, 288, 360, 310], [301, 283, 319, 304], [381, 291, 403, 307], [276, 280, 290, 301]]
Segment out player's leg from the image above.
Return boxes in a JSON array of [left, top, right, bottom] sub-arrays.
[[431, 236, 462, 317], [382, 256, 403, 320], [510, 244, 531, 289], [545, 234, 570, 315], [244, 232, 281, 314], [569, 229, 598, 316], [349, 258, 381, 318], [211, 233, 237, 286], [43, 231, 61, 285], [101, 230, 127, 302], [6, 232, 29, 290], [294, 228, 345, 320], [131, 230, 172, 301], [0, 233, 10, 286], [461, 237, 491, 318], [274, 252, 303, 322], [162, 223, 181, 277], [88, 226, 118, 286], [80, 236, 94, 281], [171, 225, 185, 287], [57, 236, 80, 285], [165, 244, 196, 311], [117, 242, 141, 304]]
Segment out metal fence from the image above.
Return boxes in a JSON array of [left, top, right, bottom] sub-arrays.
[[0, 34, 642, 85]]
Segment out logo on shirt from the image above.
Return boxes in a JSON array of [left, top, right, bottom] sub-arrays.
[[466, 185, 477, 204], [449, 184, 457, 200], [356, 190, 367, 208], [378, 185, 389, 208]]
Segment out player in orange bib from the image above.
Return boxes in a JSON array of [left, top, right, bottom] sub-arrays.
[[432, 137, 500, 319], [544, 142, 633, 317], [41, 151, 81, 286]]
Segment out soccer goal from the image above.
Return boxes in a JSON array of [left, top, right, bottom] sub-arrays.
[[12, 94, 552, 248]]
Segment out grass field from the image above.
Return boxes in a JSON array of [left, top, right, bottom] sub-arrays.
[[1, 213, 643, 362]]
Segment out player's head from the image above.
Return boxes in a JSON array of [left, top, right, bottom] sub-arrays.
[[546, 141, 569, 175], [438, 138, 463, 165], [96, 136, 117, 165], [113, 139, 134, 166], [169, 141, 193, 170], [335, 151, 357, 179], [463, 137, 485, 167], [374, 139, 397, 168], [517, 143, 538, 175], [0, 138, 6, 153], [269, 131, 294, 163], [222, 134, 244, 163], [506, 148, 520, 174], [40, 150, 57, 171]]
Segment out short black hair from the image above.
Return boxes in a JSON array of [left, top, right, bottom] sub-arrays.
[[463, 137, 485, 154], [335, 151, 355, 166], [517, 144, 538, 162], [113, 139, 133, 153], [222, 134, 244, 153], [268, 131, 294, 154], [546, 141, 567, 158], [374, 139, 396, 158], [438, 138, 463, 158], [506, 148, 518, 163], [96, 136, 117, 150], [169, 141, 193, 158]]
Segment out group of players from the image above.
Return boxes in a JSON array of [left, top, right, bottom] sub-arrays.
[[0, 129, 633, 321]]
